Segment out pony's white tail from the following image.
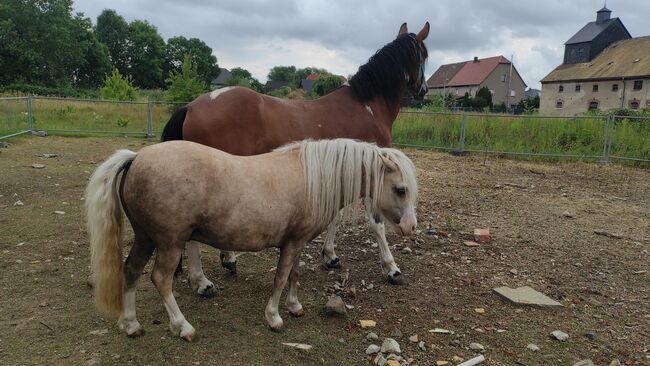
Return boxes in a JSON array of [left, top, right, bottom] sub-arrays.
[[85, 149, 137, 317]]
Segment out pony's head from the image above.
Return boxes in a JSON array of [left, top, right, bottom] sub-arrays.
[[375, 148, 418, 235]]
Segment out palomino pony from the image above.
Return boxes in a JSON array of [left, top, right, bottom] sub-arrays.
[[161, 22, 429, 288], [86, 139, 418, 340]]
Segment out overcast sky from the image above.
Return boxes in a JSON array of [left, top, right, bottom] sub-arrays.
[[73, 0, 650, 89]]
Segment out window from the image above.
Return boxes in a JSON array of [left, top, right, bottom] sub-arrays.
[[633, 80, 643, 90], [555, 100, 564, 109], [629, 99, 640, 109], [501, 75, 506, 82], [575, 84, 581, 92], [612, 84, 619, 91], [593, 84, 599, 92], [559, 85, 564, 92], [588, 100, 599, 110]]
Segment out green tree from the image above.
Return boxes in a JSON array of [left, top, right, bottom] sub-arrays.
[[164, 36, 219, 86], [313, 74, 343, 96], [101, 69, 138, 101], [225, 67, 263, 93], [73, 16, 111, 87], [294, 67, 328, 87], [165, 55, 207, 103], [268, 66, 297, 83], [95, 10, 130, 76], [127, 20, 166, 88], [476, 86, 493, 107]]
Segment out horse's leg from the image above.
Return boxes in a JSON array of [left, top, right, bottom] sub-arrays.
[[367, 212, 405, 285], [265, 244, 302, 332], [219, 250, 238, 274], [151, 245, 197, 342], [186, 240, 217, 298], [285, 255, 304, 317], [321, 219, 341, 268], [118, 229, 155, 337]]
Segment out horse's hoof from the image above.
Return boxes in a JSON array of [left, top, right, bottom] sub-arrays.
[[221, 261, 237, 274], [325, 257, 341, 269], [181, 332, 199, 342], [289, 308, 305, 318], [270, 325, 287, 333], [127, 327, 145, 338], [198, 283, 217, 298], [387, 272, 406, 286]]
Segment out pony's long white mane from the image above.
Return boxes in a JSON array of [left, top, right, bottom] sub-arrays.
[[276, 139, 418, 225]]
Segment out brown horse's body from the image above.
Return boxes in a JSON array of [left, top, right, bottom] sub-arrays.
[[184, 87, 396, 155]]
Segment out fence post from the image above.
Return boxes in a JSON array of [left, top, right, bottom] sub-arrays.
[[27, 96, 34, 131], [146, 101, 154, 138], [598, 115, 612, 164], [453, 112, 467, 156], [607, 115, 614, 161]]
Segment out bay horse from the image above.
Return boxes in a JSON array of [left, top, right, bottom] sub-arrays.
[[86, 139, 418, 340], [161, 22, 428, 289]]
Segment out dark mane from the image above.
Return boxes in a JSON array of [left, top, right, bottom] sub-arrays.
[[349, 33, 428, 104]]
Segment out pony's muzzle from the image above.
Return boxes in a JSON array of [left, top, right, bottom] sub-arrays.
[[398, 214, 417, 236]]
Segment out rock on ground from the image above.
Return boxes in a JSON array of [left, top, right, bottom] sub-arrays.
[[493, 286, 563, 307], [380, 338, 401, 354], [526, 343, 540, 352], [367, 332, 379, 341], [550, 330, 569, 341], [469, 342, 485, 351], [324, 295, 346, 315], [572, 360, 594, 366], [365, 344, 380, 354]]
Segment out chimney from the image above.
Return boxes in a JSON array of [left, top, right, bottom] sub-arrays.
[[596, 6, 611, 23], [473, 56, 479, 63]]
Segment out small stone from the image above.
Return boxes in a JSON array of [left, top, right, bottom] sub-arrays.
[[380, 338, 401, 354], [473, 228, 491, 242], [14, 200, 24, 206], [470, 342, 485, 351], [31, 164, 45, 169], [449, 339, 461, 347], [429, 328, 454, 334], [366, 344, 380, 354], [436, 361, 449, 366], [390, 328, 403, 338], [418, 341, 426, 351], [325, 296, 346, 316], [373, 353, 386, 366], [337, 338, 345, 344], [550, 330, 569, 341], [386, 354, 403, 361], [367, 332, 379, 341], [464, 240, 480, 247], [282, 342, 312, 351], [585, 332, 597, 341], [608, 359, 622, 366], [39, 301, 49, 307], [474, 308, 485, 314], [452, 356, 464, 363], [41, 153, 58, 158], [402, 247, 412, 254], [360, 320, 376, 328], [510, 268, 518, 275], [572, 360, 594, 366], [386, 360, 399, 366], [89, 328, 109, 336], [527, 343, 540, 352], [562, 210, 575, 218], [493, 286, 563, 307], [54, 211, 65, 215], [409, 334, 418, 343]]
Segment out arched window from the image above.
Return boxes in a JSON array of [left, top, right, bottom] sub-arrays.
[[629, 99, 640, 109], [555, 100, 564, 109], [558, 85, 564, 92], [588, 100, 599, 110]]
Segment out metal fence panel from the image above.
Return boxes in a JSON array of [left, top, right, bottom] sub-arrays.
[[0, 97, 29, 139], [393, 111, 463, 151], [609, 115, 650, 163]]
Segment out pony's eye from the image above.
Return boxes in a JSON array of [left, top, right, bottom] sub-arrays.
[[394, 187, 406, 197]]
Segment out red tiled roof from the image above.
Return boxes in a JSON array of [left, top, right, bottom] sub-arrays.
[[306, 73, 320, 80], [445, 56, 511, 87]]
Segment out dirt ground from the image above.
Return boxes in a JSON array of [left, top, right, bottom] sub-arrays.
[[1, 136, 649, 366]]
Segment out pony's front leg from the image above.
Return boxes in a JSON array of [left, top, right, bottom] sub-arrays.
[[265, 244, 302, 332], [321, 219, 341, 268], [152, 247, 197, 342], [186, 241, 217, 298], [219, 250, 239, 274], [367, 213, 405, 285], [285, 256, 304, 317]]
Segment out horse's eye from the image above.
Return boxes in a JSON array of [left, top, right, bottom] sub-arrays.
[[394, 187, 406, 197]]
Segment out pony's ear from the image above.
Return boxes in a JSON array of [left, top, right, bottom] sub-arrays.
[[416, 22, 430, 41], [380, 152, 398, 172], [398, 22, 408, 36]]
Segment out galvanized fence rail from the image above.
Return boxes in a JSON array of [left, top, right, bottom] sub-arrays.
[[1, 96, 649, 165]]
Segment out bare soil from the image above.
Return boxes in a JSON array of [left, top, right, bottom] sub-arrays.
[[1, 136, 649, 366]]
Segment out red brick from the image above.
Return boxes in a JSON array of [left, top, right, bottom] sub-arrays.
[[474, 228, 491, 242]]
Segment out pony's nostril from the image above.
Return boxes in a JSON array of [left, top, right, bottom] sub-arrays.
[[411, 224, 416, 232]]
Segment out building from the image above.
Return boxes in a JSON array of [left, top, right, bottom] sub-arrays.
[[426, 55, 527, 108], [525, 88, 541, 99], [540, 7, 649, 115], [210, 68, 233, 89]]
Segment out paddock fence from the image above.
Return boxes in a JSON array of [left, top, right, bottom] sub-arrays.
[[1, 96, 649, 165]]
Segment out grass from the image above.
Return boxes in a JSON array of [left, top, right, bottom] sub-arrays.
[[1, 97, 649, 165]]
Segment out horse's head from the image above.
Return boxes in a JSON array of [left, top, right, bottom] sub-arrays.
[[398, 22, 430, 101], [376, 149, 418, 236]]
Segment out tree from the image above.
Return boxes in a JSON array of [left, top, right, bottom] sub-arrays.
[[225, 67, 263, 93], [294, 67, 328, 87], [164, 36, 219, 86], [95, 10, 130, 76], [73, 16, 111, 87], [268, 66, 296, 83], [313, 74, 343, 96], [101, 69, 138, 101], [165, 55, 207, 103], [127, 20, 166, 89], [476, 86, 493, 108]]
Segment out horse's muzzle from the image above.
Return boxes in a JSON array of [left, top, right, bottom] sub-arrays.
[[397, 214, 417, 236]]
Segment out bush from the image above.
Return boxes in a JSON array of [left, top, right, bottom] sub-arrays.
[[165, 55, 207, 104], [313, 74, 343, 96], [0, 83, 99, 98], [100, 70, 138, 101]]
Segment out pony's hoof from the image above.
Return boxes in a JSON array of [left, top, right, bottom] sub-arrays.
[[221, 260, 237, 274], [181, 332, 199, 342], [270, 325, 287, 333], [127, 327, 145, 338], [198, 283, 217, 298], [324, 257, 341, 269], [289, 308, 305, 318], [387, 272, 406, 286]]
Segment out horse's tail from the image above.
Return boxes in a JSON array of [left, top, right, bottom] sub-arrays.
[[85, 149, 137, 317], [161, 106, 187, 141]]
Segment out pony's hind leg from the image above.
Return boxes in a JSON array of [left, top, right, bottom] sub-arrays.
[[265, 244, 303, 332], [186, 240, 217, 297], [151, 246, 197, 342], [367, 212, 404, 285], [321, 219, 341, 268], [118, 230, 155, 337], [285, 255, 304, 317], [219, 250, 239, 274]]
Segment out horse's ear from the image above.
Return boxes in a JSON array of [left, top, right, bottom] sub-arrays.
[[398, 22, 408, 36], [416, 22, 430, 41], [380, 152, 398, 172]]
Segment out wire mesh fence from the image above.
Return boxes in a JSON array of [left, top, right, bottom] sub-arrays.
[[1, 96, 649, 165]]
